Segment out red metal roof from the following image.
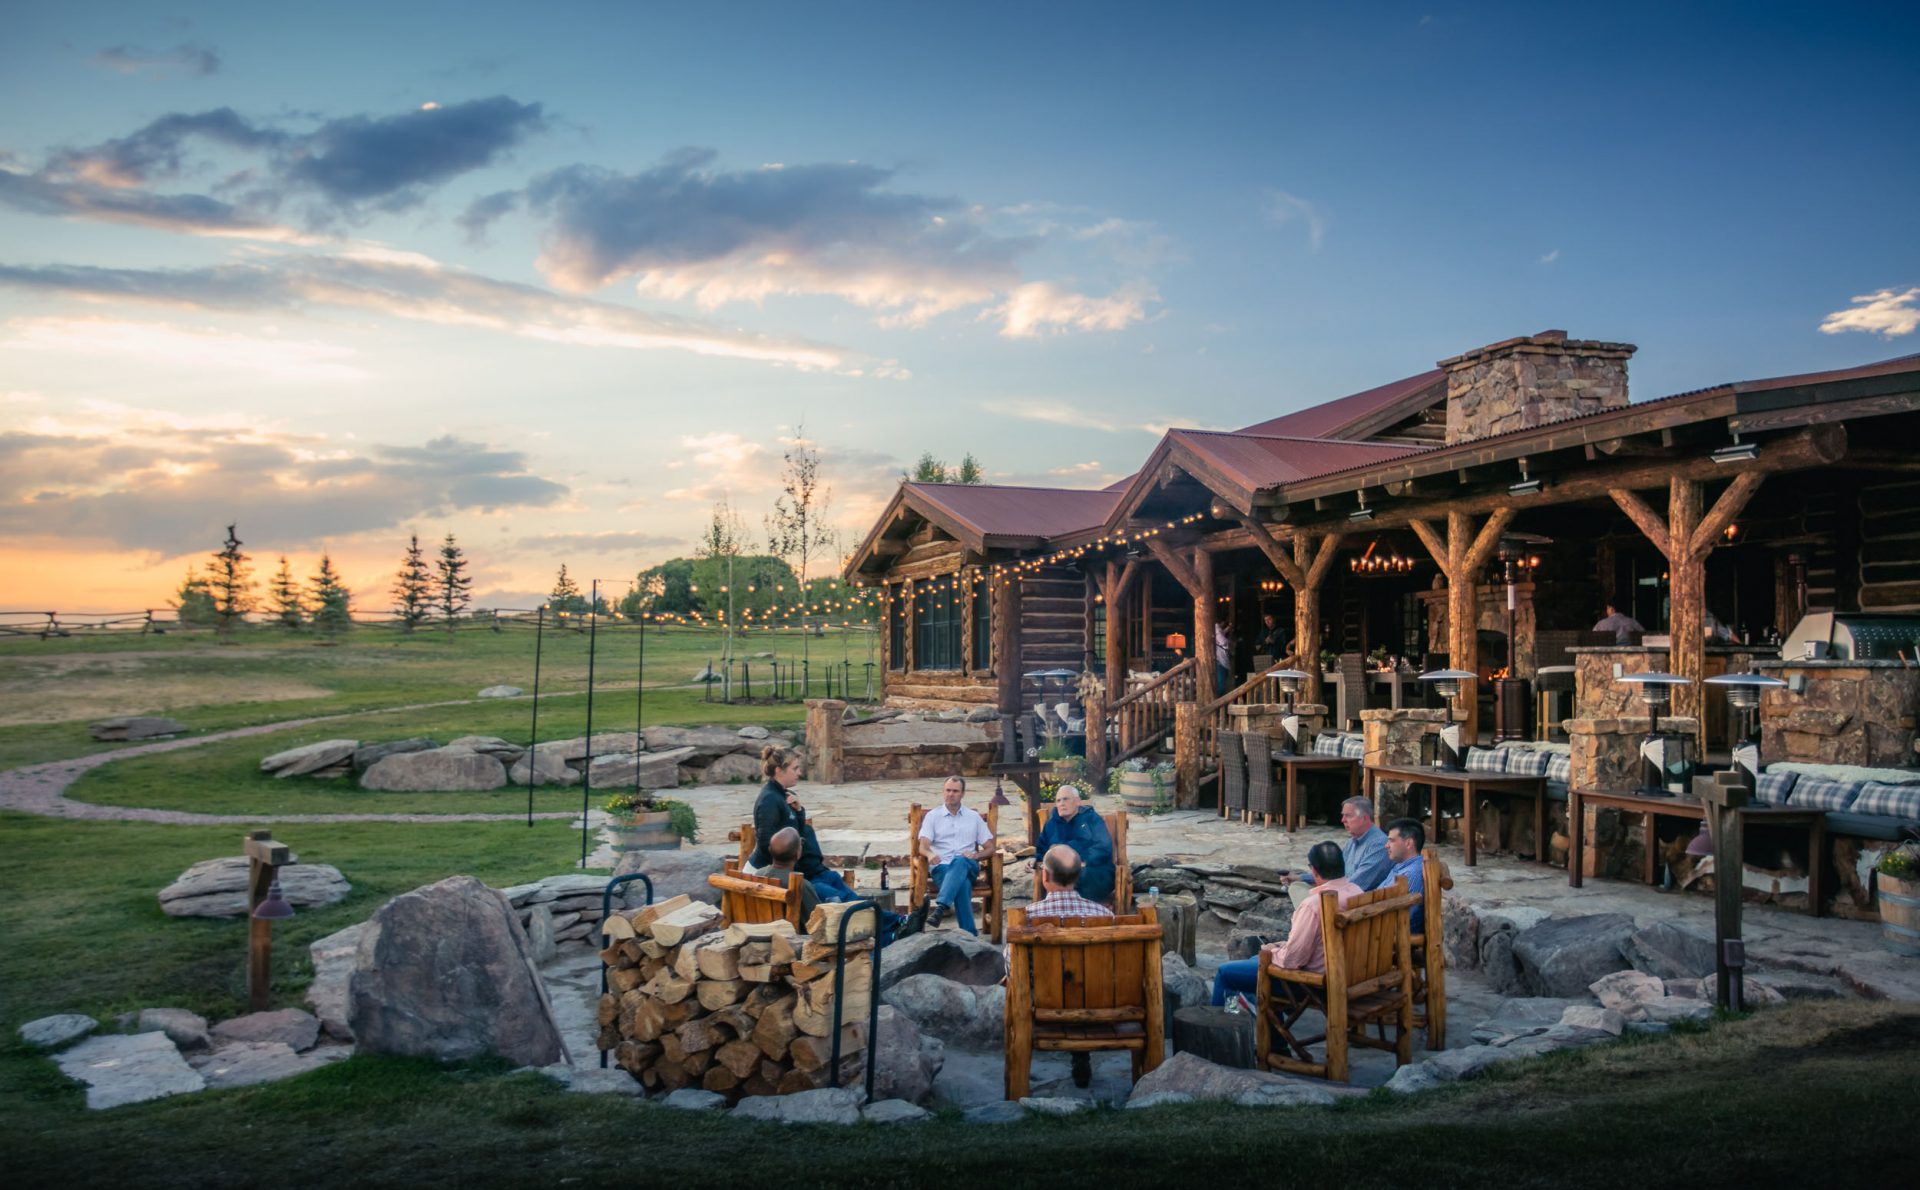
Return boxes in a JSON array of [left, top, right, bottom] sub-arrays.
[[902, 482, 1124, 542], [1234, 369, 1446, 439], [1167, 430, 1420, 494]]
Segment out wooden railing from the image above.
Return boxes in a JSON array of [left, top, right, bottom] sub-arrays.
[[1193, 662, 1297, 793], [1106, 657, 1195, 764]]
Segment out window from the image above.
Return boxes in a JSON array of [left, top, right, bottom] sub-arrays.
[[914, 580, 963, 670], [887, 585, 906, 670], [1092, 600, 1107, 664], [971, 576, 992, 670]]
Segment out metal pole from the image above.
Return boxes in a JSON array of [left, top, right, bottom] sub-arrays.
[[635, 600, 645, 742], [527, 606, 546, 828], [582, 581, 600, 870], [828, 902, 882, 1102], [597, 872, 654, 1068]]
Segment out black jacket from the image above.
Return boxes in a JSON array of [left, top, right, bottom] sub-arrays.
[[748, 779, 827, 877]]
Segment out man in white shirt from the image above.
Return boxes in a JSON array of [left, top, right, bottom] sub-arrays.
[[917, 775, 996, 935]]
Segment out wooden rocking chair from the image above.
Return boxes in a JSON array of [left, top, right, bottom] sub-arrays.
[[1255, 878, 1419, 1082], [908, 801, 1004, 943], [1026, 805, 1132, 912], [1004, 905, 1166, 1099], [1411, 849, 1452, 1050]]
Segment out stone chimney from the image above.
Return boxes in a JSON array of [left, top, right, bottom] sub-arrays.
[[1438, 330, 1636, 445]]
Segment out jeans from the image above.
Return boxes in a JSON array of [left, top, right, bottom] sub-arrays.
[[806, 869, 904, 945], [1210, 958, 1260, 1006], [930, 856, 981, 935]]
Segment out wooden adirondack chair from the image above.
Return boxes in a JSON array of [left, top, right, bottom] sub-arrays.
[[1220, 729, 1248, 821], [1026, 805, 1132, 912], [1411, 849, 1452, 1050], [707, 867, 808, 929], [1004, 905, 1166, 1099], [1255, 878, 1419, 1082], [908, 801, 1004, 942]]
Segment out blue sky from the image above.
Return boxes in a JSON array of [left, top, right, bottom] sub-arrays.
[[2, 1, 1915, 608]]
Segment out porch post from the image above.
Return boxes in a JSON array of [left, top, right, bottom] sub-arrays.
[[994, 573, 1022, 716], [1194, 546, 1217, 702], [1409, 509, 1514, 745]]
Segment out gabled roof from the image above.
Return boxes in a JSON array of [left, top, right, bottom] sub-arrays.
[[1106, 431, 1421, 524], [844, 481, 1124, 577], [1234, 369, 1446, 441]]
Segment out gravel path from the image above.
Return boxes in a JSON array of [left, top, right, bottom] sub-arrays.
[[0, 698, 581, 825]]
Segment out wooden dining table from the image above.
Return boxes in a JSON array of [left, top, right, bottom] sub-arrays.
[[1269, 748, 1362, 831], [1363, 762, 1547, 867]]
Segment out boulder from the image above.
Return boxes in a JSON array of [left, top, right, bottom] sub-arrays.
[[55, 1032, 205, 1108], [446, 735, 524, 756], [730, 1087, 862, 1125], [1226, 910, 1292, 960], [1509, 914, 1634, 999], [260, 739, 359, 777], [1590, 969, 1667, 1013], [737, 725, 771, 740], [88, 716, 187, 741], [879, 930, 1009, 991], [1470, 997, 1575, 1045], [1161, 953, 1209, 1011], [862, 1098, 932, 1124], [881, 974, 1005, 1048], [664, 1087, 728, 1111], [1022, 1095, 1094, 1115], [192, 1041, 348, 1089], [691, 666, 718, 684], [870, 1006, 942, 1105], [361, 749, 508, 792], [1560, 1004, 1625, 1036], [1383, 1044, 1517, 1094], [136, 1008, 210, 1050], [211, 1008, 321, 1052], [525, 904, 557, 965], [508, 751, 581, 787], [306, 922, 369, 1040], [1441, 894, 1481, 970], [348, 875, 566, 1066], [1620, 920, 1717, 980], [589, 748, 693, 790], [19, 1013, 96, 1048], [352, 738, 437, 774], [535, 733, 641, 762], [611, 847, 726, 905], [1126, 1091, 1197, 1110], [1127, 1051, 1353, 1104], [1133, 867, 1201, 896], [158, 857, 350, 918], [700, 753, 763, 784], [478, 685, 523, 698], [1480, 929, 1522, 995], [642, 726, 752, 758], [965, 707, 999, 723]]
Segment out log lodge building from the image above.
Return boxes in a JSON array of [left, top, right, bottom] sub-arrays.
[[844, 330, 1920, 796]]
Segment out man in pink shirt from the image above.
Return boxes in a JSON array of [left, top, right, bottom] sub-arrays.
[[1271, 840, 1363, 974]]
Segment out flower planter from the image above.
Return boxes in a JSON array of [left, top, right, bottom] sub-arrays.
[[1117, 771, 1164, 816], [1881, 874, 1920, 957], [607, 811, 678, 852]]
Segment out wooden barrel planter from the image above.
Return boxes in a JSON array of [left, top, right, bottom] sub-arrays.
[[1881, 875, 1920, 957], [606, 812, 678, 852], [1117, 771, 1162, 815]]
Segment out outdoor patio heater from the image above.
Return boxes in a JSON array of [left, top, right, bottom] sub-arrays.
[[1492, 534, 1549, 743], [1704, 671, 1789, 784], [1417, 669, 1477, 768], [1618, 672, 1694, 796], [1266, 667, 1312, 754]]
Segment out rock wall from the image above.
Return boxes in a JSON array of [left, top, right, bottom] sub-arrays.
[[1360, 707, 1453, 821], [1438, 330, 1634, 445], [1757, 662, 1920, 767]]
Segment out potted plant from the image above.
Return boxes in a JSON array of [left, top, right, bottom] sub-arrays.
[[603, 792, 699, 852], [1877, 842, 1920, 957], [1109, 757, 1174, 815]]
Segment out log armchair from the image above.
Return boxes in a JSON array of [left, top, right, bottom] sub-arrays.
[[1255, 878, 1419, 1082], [907, 801, 1004, 943], [707, 867, 807, 930], [1026, 805, 1132, 912], [1003, 905, 1166, 1099], [733, 822, 855, 886], [1411, 849, 1452, 1050]]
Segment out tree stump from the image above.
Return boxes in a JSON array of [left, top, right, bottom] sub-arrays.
[[1172, 1005, 1255, 1069], [1143, 892, 1198, 966]]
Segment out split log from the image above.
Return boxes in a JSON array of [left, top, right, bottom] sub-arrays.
[[598, 944, 624, 966], [637, 939, 668, 960], [789, 1025, 865, 1073], [750, 993, 799, 1059], [738, 941, 773, 966], [596, 1025, 620, 1052], [770, 932, 806, 965], [706, 1005, 755, 1038], [656, 1061, 692, 1091], [633, 894, 692, 931], [596, 993, 619, 1027], [1834, 838, 1871, 909], [787, 959, 831, 983], [806, 902, 876, 943], [601, 914, 636, 941], [801, 937, 873, 965], [639, 1065, 662, 1090], [759, 1059, 785, 1085], [660, 1034, 687, 1067], [795, 961, 871, 1006], [722, 920, 798, 946], [650, 901, 724, 947], [715, 1038, 764, 1080], [737, 963, 775, 983], [613, 1039, 661, 1074], [683, 1047, 715, 1076], [702, 1065, 741, 1094], [672, 943, 703, 983], [677, 1017, 727, 1055], [695, 938, 743, 982], [645, 971, 695, 1005], [638, 957, 667, 982], [795, 992, 870, 1038], [697, 978, 747, 1011], [608, 967, 646, 994], [741, 1072, 778, 1097], [776, 1057, 862, 1093], [631, 997, 669, 1041], [742, 984, 788, 1020]]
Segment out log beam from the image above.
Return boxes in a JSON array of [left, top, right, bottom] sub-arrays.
[[1194, 547, 1217, 701]]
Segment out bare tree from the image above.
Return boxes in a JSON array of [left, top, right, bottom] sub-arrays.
[[764, 424, 837, 591], [697, 498, 751, 560]]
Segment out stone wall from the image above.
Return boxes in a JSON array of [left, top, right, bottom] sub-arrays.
[[808, 699, 1004, 784], [1418, 582, 1538, 677], [1755, 662, 1920, 767], [1438, 330, 1634, 445], [1360, 707, 1453, 821], [1566, 716, 1699, 880]]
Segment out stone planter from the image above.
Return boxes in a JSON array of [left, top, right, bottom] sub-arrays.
[[606, 812, 678, 853], [1880, 874, 1920, 958], [1117, 771, 1166, 815]]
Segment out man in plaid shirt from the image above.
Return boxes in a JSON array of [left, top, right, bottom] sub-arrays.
[[1028, 845, 1114, 920]]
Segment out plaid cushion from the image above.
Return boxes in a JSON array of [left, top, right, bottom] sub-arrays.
[[1340, 734, 1366, 759], [1789, 777, 1862, 812], [1312, 733, 1343, 757], [1504, 750, 1551, 778], [1852, 782, 1920, 820], [1754, 769, 1798, 805], [1464, 747, 1508, 773], [1545, 753, 1573, 786]]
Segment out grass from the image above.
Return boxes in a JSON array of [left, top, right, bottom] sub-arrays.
[[3, 1002, 1915, 1188]]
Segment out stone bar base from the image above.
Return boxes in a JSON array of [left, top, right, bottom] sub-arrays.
[[1756, 661, 1920, 768], [1360, 707, 1455, 821]]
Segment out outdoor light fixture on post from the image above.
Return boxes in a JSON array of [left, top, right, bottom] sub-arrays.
[[1704, 671, 1789, 783], [1619, 672, 1694, 796], [243, 829, 292, 1012], [1267, 667, 1311, 754], [1417, 669, 1476, 768]]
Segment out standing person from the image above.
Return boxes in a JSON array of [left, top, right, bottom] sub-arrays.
[[1592, 602, 1644, 645], [918, 775, 997, 935], [1254, 611, 1289, 661], [752, 746, 923, 935], [1214, 622, 1232, 682], [1033, 785, 1115, 905]]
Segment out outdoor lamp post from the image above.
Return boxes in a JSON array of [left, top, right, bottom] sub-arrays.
[[1619, 672, 1694, 796], [1417, 669, 1477, 768], [1267, 667, 1311, 754], [243, 829, 293, 1011], [1704, 671, 1789, 784]]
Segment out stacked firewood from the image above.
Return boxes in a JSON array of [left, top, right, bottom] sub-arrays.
[[595, 896, 873, 1098]]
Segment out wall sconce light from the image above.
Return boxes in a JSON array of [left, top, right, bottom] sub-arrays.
[[1508, 458, 1543, 496]]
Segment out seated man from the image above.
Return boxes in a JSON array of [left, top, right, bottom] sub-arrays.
[[1033, 785, 1115, 905], [918, 774, 997, 935], [1282, 796, 1390, 892], [1027, 844, 1115, 921], [765, 827, 923, 945], [1384, 817, 1428, 935], [1209, 841, 1362, 1008]]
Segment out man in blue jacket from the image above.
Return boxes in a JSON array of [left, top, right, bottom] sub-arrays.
[[1033, 785, 1115, 905]]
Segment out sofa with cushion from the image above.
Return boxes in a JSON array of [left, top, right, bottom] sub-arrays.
[[1749, 762, 1920, 842]]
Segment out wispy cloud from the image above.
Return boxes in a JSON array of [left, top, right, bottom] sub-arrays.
[[993, 281, 1157, 338], [1539, 248, 1560, 265], [1264, 190, 1326, 250], [511, 530, 682, 554], [1819, 287, 1920, 339], [979, 398, 1205, 436], [93, 44, 221, 77], [3, 316, 365, 381]]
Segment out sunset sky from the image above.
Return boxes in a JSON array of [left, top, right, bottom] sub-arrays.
[[3, 1, 1916, 612]]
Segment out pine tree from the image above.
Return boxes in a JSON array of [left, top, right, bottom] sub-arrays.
[[907, 452, 949, 483], [549, 563, 584, 612], [436, 532, 473, 636], [172, 567, 218, 628], [391, 534, 432, 631], [309, 555, 352, 638], [956, 453, 984, 484], [205, 524, 256, 640], [269, 556, 305, 627]]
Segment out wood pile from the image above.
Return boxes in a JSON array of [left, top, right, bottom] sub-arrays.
[[596, 896, 875, 1099]]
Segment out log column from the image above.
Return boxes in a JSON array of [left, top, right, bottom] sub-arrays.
[[993, 573, 1022, 717], [1409, 508, 1515, 743], [1193, 547, 1217, 702], [1231, 514, 1344, 705]]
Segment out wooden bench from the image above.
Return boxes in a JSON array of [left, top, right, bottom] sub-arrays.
[[1411, 849, 1451, 1050], [1256, 878, 1419, 1082], [706, 867, 807, 929], [908, 802, 1003, 943], [1004, 905, 1166, 1099], [1026, 805, 1132, 912]]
